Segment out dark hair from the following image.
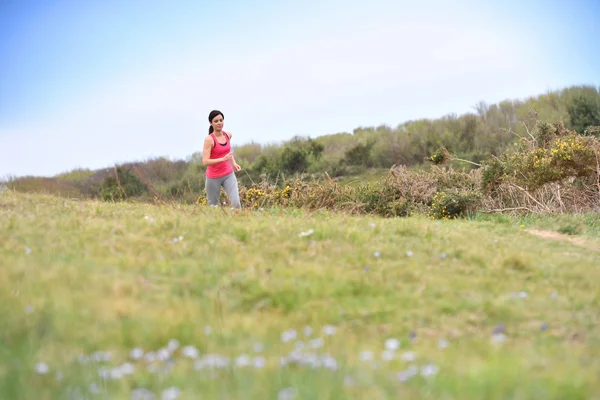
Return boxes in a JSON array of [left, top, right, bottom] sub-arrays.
[[208, 110, 224, 134]]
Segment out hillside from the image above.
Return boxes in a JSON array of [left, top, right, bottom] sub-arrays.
[[4, 84, 600, 204], [1, 191, 600, 399]]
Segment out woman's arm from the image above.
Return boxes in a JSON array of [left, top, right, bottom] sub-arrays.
[[225, 132, 242, 171]]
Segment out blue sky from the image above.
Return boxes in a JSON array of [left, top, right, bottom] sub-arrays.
[[1, 0, 599, 177]]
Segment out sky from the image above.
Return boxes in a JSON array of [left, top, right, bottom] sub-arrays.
[[1, 0, 599, 178]]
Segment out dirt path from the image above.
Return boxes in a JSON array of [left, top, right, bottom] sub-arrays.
[[526, 229, 600, 252]]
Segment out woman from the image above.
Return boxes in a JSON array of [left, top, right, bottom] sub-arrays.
[[202, 110, 242, 208]]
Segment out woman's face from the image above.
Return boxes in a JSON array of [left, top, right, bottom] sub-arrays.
[[211, 114, 224, 132]]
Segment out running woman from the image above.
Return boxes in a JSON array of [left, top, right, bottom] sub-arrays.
[[202, 110, 242, 208]]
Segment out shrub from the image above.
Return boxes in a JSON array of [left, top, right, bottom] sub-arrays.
[[428, 190, 482, 220], [482, 121, 599, 191], [343, 139, 375, 167], [100, 167, 148, 201]]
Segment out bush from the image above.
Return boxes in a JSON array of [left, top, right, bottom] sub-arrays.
[[482, 121, 599, 191], [100, 167, 148, 201], [567, 93, 600, 135], [343, 139, 375, 167], [428, 190, 482, 220], [479, 121, 600, 213]]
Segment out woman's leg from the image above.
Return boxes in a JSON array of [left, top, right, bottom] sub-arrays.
[[222, 173, 242, 209], [205, 176, 223, 206]]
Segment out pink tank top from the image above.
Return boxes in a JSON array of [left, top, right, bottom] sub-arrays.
[[206, 132, 234, 179]]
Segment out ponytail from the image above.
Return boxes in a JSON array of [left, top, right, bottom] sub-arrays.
[[209, 125, 214, 135]]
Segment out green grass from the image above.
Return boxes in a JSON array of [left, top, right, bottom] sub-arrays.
[[470, 213, 600, 239], [1, 191, 600, 399]]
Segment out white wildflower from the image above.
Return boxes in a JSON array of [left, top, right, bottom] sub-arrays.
[[167, 339, 180, 353], [322, 354, 338, 371], [299, 229, 314, 237], [397, 366, 419, 382], [278, 387, 297, 400], [119, 362, 135, 375], [144, 352, 156, 363], [381, 350, 395, 361], [131, 388, 157, 400], [359, 350, 373, 362], [421, 364, 439, 377], [130, 347, 144, 360], [109, 368, 123, 380], [156, 348, 170, 361], [323, 325, 337, 336], [309, 337, 324, 348], [491, 333, 507, 344], [89, 383, 101, 394], [35, 362, 49, 374], [401, 351, 416, 362], [91, 351, 111, 363], [235, 354, 250, 367], [253, 343, 264, 353], [303, 326, 312, 337], [253, 356, 266, 368], [281, 329, 297, 343], [180, 345, 199, 359], [385, 338, 400, 351], [161, 387, 180, 400]]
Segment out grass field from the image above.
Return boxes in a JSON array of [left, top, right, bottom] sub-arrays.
[[1, 190, 600, 399]]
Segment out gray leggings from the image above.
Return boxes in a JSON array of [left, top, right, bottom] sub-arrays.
[[205, 172, 241, 209]]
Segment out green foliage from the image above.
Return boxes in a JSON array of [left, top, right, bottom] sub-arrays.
[[252, 153, 282, 177], [8, 85, 600, 214], [428, 147, 451, 165], [280, 146, 309, 174], [557, 224, 581, 235], [100, 167, 148, 201], [354, 182, 412, 217], [231, 141, 262, 166], [567, 92, 600, 134], [428, 190, 482, 220], [343, 139, 375, 167], [481, 121, 600, 191], [55, 168, 94, 185], [270, 136, 325, 175]]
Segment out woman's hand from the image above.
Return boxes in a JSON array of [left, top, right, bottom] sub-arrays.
[[221, 153, 234, 162], [234, 163, 242, 172]]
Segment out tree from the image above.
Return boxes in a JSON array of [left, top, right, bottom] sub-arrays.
[[343, 139, 375, 167], [567, 94, 600, 135]]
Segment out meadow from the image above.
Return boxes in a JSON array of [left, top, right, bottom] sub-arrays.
[[1, 190, 599, 399]]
